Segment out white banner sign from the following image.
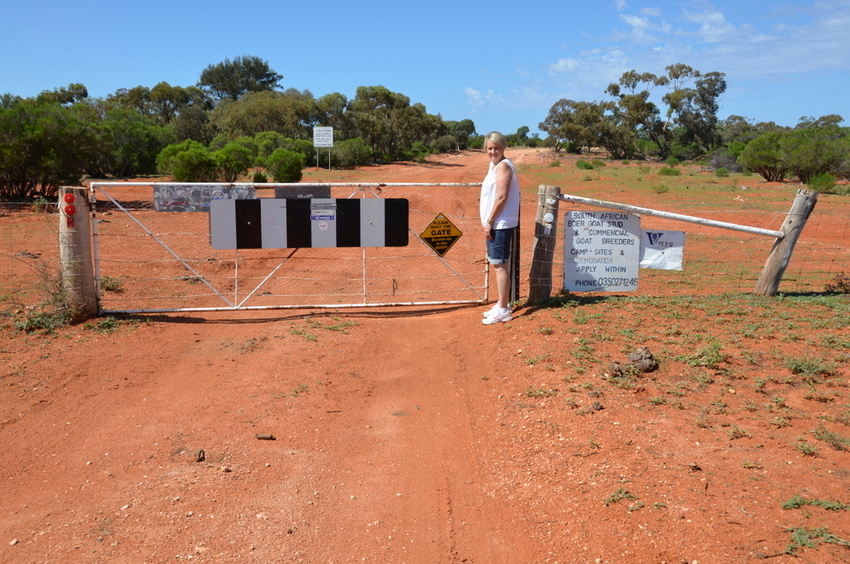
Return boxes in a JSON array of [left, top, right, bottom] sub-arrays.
[[564, 211, 641, 292], [640, 230, 685, 270]]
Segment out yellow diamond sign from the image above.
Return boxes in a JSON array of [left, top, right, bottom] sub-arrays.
[[420, 213, 463, 257]]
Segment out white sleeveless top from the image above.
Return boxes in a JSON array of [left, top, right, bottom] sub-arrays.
[[480, 158, 520, 229]]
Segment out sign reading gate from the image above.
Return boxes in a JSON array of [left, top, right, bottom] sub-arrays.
[[420, 213, 462, 257]]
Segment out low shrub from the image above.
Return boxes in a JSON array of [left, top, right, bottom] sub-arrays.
[[659, 166, 682, 176], [825, 272, 850, 293], [265, 148, 305, 183], [807, 173, 836, 193], [333, 138, 372, 168], [157, 140, 219, 182]]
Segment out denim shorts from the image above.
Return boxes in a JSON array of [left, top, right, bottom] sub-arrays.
[[486, 227, 515, 265]]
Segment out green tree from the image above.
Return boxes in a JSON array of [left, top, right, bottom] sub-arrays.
[[105, 82, 213, 129], [172, 104, 215, 144], [213, 141, 254, 182], [253, 131, 288, 165], [1, 94, 22, 109], [596, 113, 641, 159], [348, 86, 443, 161], [156, 140, 219, 182], [210, 89, 316, 139], [90, 108, 175, 177], [719, 115, 785, 145], [332, 137, 372, 168], [541, 99, 610, 153], [105, 85, 155, 116], [515, 126, 530, 143], [265, 148, 304, 182], [37, 83, 89, 105], [796, 114, 844, 129], [605, 72, 662, 158], [737, 131, 787, 182], [0, 96, 99, 199], [430, 135, 456, 154], [147, 82, 211, 125], [670, 71, 727, 153], [198, 55, 283, 102], [779, 126, 848, 183], [315, 92, 352, 138], [448, 119, 476, 150]]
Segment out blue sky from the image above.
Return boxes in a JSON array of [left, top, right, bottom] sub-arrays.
[[2, 0, 848, 136]]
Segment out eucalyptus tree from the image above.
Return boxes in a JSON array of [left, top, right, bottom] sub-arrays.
[[348, 86, 443, 161], [105, 82, 212, 126], [315, 92, 353, 138], [198, 55, 283, 102], [539, 99, 609, 153], [0, 95, 99, 199], [601, 74, 661, 159], [209, 88, 317, 140]]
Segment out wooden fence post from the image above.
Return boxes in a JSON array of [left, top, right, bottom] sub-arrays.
[[58, 187, 98, 318], [754, 188, 819, 296], [528, 184, 561, 304]]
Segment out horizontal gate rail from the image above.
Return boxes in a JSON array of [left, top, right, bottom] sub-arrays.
[[558, 192, 785, 239]]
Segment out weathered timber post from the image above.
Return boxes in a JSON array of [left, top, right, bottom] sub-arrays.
[[527, 184, 561, 304], [754, 188, 819, 296], [58, 187, 98, 318]]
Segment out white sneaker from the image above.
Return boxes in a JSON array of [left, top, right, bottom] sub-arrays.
[[482, 308, 512, 325], [482, 304, 501, 318]]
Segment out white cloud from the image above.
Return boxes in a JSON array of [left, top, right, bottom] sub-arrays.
[[509, 87, 551, 109], [620, 14, 654, 40], [619, 12, 672, 42], [550, 57, 580, 73], [680, 10, 737, 43], [465, 87, 483, 108], [464, 87, 507, 112]]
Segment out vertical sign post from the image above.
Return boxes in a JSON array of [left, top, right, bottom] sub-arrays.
[[313, 126, 334, 170]]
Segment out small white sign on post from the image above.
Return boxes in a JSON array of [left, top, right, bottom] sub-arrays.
[[313, 126, 333, 148], [313, 126, 333, 170], [564, 210, 641, 292]]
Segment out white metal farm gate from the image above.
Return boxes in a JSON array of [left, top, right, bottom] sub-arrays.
[[89, 182, 488, 314]]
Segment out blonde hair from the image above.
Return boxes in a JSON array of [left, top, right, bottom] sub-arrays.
[[484, 131, 507, 150]]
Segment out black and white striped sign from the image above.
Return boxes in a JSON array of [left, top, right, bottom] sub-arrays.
[[210, 198, 408, 249]]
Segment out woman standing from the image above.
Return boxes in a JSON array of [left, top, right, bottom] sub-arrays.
[[480, 131, 520, 325]]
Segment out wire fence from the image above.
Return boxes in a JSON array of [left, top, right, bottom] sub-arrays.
[[2, 188, 849, 316], [1, 203, 65, 310], [536, 199, 850, 296]]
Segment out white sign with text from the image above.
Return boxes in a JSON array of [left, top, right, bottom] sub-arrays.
[[313, 126, 334, 148], [564, 210, 641, 292]]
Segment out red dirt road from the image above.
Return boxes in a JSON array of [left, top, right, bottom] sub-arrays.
[[2, 150, 849, 564]]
